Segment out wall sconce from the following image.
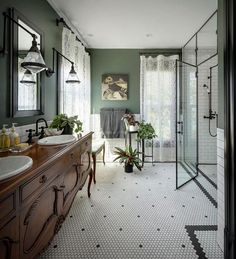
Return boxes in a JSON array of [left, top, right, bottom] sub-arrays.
[[0, 12, 46, 74], [46, 47, 80, 85]]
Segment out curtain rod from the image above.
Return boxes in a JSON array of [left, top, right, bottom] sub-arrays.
[[139, 52, 181, 56], [56, 18, 83, 44], [56, 17, 90, 55]]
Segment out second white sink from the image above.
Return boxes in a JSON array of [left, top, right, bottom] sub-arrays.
[[0, 156, 33, 181], [37, 135, 76, 146]]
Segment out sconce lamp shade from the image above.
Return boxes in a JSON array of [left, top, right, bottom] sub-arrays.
[[65, 64, 80, 84], [21, 36, 46, 74], [20, 70, 36, 86]]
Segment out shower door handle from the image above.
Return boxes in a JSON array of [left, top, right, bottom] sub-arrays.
[[177, 121, 183, 134]]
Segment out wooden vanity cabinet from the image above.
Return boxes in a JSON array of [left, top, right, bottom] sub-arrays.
[[0, 133, 93, 259], [0, 217, 19, 259], [0, 190, 19, 259]]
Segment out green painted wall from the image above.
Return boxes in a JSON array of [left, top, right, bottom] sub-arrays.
[[90, 49, 140, 114], [0, 0, 61, 126], [217, 0, 224, 129], [90, 49, 181, 114]]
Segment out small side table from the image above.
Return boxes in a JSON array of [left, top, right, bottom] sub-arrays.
[[91, 141, 105, 183], [125, 130, 138, 149], [139, 139, 154, 167]]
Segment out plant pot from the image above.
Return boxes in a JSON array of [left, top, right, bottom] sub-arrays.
[[125, 163, 133, 173], [129, 125, 139, 132], [62, 125, 73, 135]]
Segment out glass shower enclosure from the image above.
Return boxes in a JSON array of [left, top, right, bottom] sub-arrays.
[[175, 11, 217, 189], [176, 36, 198, 189]]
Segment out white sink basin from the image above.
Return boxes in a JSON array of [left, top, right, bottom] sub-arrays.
[[0, 156, 33, 181], [37, 135, 76, 146]]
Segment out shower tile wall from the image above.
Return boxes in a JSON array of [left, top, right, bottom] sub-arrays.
[[182, 48, 218, 164], [198, 51, 218, 164], [217, 128, 224, 251]]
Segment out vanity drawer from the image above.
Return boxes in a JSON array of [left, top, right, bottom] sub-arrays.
[[0, 193, 15, 222], [20, 153, 74, 202]]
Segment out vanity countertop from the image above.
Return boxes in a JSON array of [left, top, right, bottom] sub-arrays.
[[0, 132, 92, 197]]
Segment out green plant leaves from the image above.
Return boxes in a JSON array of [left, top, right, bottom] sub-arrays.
[[137, 121, 157, 140], [49, 113, 83, 133], [113, 145, 142, 171]]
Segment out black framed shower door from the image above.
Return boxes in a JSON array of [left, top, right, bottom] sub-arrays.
[[176, 60, 198, 189]]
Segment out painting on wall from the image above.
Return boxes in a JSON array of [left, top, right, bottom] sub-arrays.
[[102, 74, 128, 100]]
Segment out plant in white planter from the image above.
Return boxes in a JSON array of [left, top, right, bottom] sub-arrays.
[[49, 114, 83, 135], [122, 113, 139, 131]]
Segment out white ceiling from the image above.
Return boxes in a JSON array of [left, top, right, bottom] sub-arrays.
[[47, 0, 217, 49]]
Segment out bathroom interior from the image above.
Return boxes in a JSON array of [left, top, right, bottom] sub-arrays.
[[0, 0, 227, 259]]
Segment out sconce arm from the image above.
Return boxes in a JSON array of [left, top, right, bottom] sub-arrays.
[[0, 11, 37, 55], [46, 47, 74, 77], [2, 12, 36, 38]]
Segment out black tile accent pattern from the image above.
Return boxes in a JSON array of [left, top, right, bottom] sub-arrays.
[[198, 167, 217, 189], [183, 162, 217, 208], [185, 225, 217, 259], [193, 178, 217, 208]]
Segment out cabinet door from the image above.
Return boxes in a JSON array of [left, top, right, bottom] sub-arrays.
[[61, 164, 80, 216], [0, 217, 19, 259], [20, 178, 63, 259]]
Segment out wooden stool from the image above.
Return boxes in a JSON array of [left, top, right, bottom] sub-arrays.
[[92, 141, 105, 183]]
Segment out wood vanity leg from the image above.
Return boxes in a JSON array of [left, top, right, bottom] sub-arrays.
[[102, 142, 105, 165], [87, 169, 93, 198], [92, 154, 96, 184]]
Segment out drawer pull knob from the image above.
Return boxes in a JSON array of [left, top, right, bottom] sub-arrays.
[[39, 175, 47, 183], [60, 185, 65, 189], [70, 153, 74, 159]]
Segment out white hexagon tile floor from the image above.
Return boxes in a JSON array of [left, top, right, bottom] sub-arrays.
[[40, 163, 224, 259]]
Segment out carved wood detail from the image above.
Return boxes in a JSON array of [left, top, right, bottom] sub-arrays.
[[63, 164, 79, 204], [22, 185, 59, 253], [54, 215, 65, 235], [0, 237, 13, 259]]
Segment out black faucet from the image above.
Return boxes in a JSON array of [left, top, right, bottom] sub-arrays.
[[26, 129, 35, 144], [35, 118, 48, 136]]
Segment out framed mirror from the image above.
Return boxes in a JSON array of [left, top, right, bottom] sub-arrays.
[[10, 8, 45, 117]]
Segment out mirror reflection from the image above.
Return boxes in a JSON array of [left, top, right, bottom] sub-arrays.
[[11, 8, 44, 117], [18, 20, 40, 111]]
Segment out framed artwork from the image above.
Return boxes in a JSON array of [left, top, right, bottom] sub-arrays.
[[102, 74, 128, 100]]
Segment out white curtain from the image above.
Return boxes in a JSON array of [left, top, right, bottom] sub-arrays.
[[140, 55, 178, 161], [60, 27, 91, 132]]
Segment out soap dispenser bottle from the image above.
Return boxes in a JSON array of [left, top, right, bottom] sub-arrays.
[[0, 124, 10, 150], [9, 123, 21, 146]]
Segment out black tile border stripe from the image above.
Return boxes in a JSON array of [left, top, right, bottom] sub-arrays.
[[198, 167, 217, 189], [185, 225, 218, 259], [182, 162, 217, 208], [193, 178, 217, 208]]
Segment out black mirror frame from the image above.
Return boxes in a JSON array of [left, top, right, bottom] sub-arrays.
[[9, 8, 45, 117]]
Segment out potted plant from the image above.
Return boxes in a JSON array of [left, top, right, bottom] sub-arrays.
[[113, 145, 142, 173], [122, 113, 139, 131], [49, 114, 83, 135], [137, 121, 157, 140]]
